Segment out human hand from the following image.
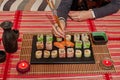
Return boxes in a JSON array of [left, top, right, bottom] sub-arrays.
[[52, 19, 66, 38], [68, 10, 93, 21]]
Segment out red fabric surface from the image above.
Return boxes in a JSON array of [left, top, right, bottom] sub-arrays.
[[0, 10, 120, 80]]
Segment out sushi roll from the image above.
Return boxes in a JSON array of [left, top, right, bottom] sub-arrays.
[[56, 37, 62, 42], [46, 41, 52, 50], [75, 50, 82, 58], [36, 41, 44, 49], [59, 49, 66, 58], [46, 34, 53, 42], [74, 33, 80, 42], [44, 50, 50, 58], [67, 48, 74, 58], [75, 40, 82, 49], [81, 33, 89, 41], [37, 34, 44, 42], [35, 50, 42, 59], [83, 41, 90, 49], [51, 50, 58, 58], [84, 49, 91, 58], [65, 34, 71, 41]]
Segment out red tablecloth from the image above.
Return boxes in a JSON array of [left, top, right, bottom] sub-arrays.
[[0, 11, 120, 80]]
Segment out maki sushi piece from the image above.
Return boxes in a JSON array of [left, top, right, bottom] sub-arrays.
[[35, 50, 42, 59], [46, 41, 52, 50], [83, 41, 90, 49], [65, 34, 71, 41], [56, 37, 63, 42], [36, 41, 44, 49], [43, 50, 50, 58], [84, 49, 91, 58], [74, 33, 80, 42], [46, 34, 53, 42], [75, 50, 82, 58], [81, 33, 89, 41], [75, 40, 82, 49], [59, 49, 66, 58], [51, 50, 58, 58], [37, 34, 44, 42], [67, 48, 74, 58]]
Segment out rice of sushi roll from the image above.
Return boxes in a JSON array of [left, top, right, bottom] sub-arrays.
[[36, 41, 44, 49], [67, 48, 74, 58], [51, 50, 58, 58], [75, 50, 82, 58], [46, 34, 53, 42], [65, 34, 71, 41], [35, 50, 42, 59], [75, 40, 82, 49], [56, 37, 63, 42], [83, 41, 90, 49], [74, 33, 80, 42], [59, 49, 66, 58], [37, 34, 44, 42], [44, 50, 50, 58], [84, 49, 91, 57], [81, 33, 89, 41], [46, 41, 52, 50]]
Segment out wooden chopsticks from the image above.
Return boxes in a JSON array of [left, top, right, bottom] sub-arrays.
[[46, 0, 63, 30]]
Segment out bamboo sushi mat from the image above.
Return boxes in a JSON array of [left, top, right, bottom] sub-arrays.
[[0, 10, 120, 80], [20, 33, 116, 74]]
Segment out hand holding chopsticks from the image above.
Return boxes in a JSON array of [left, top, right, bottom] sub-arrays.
[[46, 0, 65, 38]]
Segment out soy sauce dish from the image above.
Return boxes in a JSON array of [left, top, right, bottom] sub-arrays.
[[92, 32, 108, 45]]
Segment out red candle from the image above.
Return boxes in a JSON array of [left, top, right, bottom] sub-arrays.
[[102, 60, 112, 67], [16, 60, 30, 73]]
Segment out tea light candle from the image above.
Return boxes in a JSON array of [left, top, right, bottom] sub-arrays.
[[100, 58, 113, 70], [102, 60, 112, 67], [16, 60, 30, 73]]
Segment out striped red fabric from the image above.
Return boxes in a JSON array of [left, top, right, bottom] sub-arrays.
[[0, 10, 120, 80]]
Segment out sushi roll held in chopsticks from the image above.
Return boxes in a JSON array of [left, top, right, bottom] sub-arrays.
[[35, 50, 42, 59], [75, 50, 82, 58], [84, 49, 91, 58], [67, 48, 74, 58]]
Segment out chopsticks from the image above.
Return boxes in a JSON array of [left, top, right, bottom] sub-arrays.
[[46, 0, 63, 30]]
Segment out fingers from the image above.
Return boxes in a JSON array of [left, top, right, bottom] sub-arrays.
[[52, 24, 65, 38]]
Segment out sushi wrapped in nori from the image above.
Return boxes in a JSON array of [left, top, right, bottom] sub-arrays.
[[75, 40, 82, 49], [74, 33, 80, 42], [35, 50, 42, 59], [59, 49, 66, 58], [51, 50, 58, 58], [84, 49, 91, 57], [37, 34, 44, 42], [44, 50, 50, 58], [67, 48, 74, 58], [83, 41, 90, 49], [46, 34, 53, 42], [36, 41, 44, 49], [65, 34, 71, 41], [46, 41, 52, 50], [81, 33, 89, 41], [75, 50, 82, 58]]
